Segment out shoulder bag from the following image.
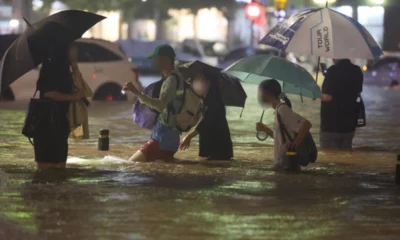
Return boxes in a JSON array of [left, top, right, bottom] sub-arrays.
[[277, 105, 318, 166], [22, 90, 58, 144]]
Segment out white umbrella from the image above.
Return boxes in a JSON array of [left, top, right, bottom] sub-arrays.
[[259, 7, 383, 60]]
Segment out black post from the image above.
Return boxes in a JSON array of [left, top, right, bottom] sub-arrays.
[[315, 57, 321, 83], [396, 154, 400, 185], [153, 0, 161, 40], [250, 20, 254, 47]]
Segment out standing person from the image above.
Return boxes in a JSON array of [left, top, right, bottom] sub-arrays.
[[33, 45, 83, 169], [124, 44, 183, 162], [68, 44, 93, 139], [256, 79, 312, 170], [179, 72, 233, 160], [320, 59, 363, 149]]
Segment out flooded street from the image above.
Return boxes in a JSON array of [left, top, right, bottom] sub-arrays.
[[0, 83, 400, 240]]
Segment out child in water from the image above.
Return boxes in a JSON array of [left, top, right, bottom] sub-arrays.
[[256, 79, 312, 170]]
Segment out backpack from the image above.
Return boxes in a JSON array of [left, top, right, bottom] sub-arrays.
[[277, 104, 318, 166], [168, 73, 202, 133], [132, 79, 163, 129]]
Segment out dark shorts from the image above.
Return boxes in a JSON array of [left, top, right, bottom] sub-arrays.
[[33, 119, 69, 163], [139, 139, 175, 162]]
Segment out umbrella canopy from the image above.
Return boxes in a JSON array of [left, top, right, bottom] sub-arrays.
[[178, 60, 247, 108], [224, 55, 322, 100], [0, 10, 105, 92], [259, 8, 382, 60]]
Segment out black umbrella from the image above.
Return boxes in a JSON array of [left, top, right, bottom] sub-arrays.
[[178, 60, 247, 108], [0, 10, 105, 92]]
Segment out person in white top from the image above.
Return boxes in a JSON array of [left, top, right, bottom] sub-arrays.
[[256, 79, 312, 171]]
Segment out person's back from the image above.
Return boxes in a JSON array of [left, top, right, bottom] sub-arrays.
[[320, 59, 363, 149]]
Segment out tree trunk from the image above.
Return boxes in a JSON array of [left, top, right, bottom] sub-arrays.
[[154, 0, 161, 40]]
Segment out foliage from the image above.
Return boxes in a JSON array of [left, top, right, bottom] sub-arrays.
[[38, 0, 237, 20]]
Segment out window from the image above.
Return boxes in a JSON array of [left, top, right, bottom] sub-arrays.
[[182, 40, 201, 57], [223, 48, 250, 62], [74, 42, 122, 63]]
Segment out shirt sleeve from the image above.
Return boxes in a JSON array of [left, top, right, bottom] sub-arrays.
[[321, 67, 336, 96], [277, 105, 306, 134], [137, 74, 178, 112]]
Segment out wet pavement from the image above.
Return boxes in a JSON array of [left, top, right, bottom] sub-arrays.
[[0, 83, 400, 240]]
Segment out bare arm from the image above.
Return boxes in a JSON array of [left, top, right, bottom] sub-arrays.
[[256, 123, 274, 139], [44, 91, 82, 101], [186, 129, 199, 140], [293, 120, 312, 147], [264, 127, 274, 139]]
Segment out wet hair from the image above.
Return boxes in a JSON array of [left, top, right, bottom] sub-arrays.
[[259, 79, 292, 108]]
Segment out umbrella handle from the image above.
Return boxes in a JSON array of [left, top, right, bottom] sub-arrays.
[[256, 110, 268, 141], [256, 131, 268, 141]]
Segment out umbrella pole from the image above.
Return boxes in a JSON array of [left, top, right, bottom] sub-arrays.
[[315, 56, 321, 84], [23, 17, 32, 27]]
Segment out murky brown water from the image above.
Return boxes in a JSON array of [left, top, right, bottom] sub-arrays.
[[0, 83, 400, 240]]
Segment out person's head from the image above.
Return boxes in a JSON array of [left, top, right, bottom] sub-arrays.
[[68, 44, 78, 63], [146, 44, 176, 73], [192, 72, 211, 97], [258, 79, 292, 108], [333, 58, 349, 64]]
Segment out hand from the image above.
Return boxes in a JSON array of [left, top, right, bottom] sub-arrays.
[[133, 72, 140, 84], [179, 135, 192, 150], [123, 81, 141, 95], [321, 94, 332, 102], [72, 89, 84, 100], [256, 122, 270, 133], [288, 139, 301, 150]]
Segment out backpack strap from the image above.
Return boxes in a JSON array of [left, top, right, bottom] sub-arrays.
[[276, 104, 294, 144], [166, 72, 183, 122]]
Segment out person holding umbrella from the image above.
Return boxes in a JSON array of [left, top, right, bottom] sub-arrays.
[[256, 79, 312, 171], [179, 71, 234, 161], [320, 59, 364, 149], [0, 10, 105, 169], [224, 54, 320, 169], [33, 45, 84, 169]]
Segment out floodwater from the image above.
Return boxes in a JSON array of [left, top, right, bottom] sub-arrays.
[[0, 83, 400, 240]]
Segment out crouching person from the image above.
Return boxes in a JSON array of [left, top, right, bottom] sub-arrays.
[[256, 79, 315, 171]]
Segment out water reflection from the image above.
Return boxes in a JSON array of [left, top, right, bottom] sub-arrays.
[[0, 85, 399, 239]]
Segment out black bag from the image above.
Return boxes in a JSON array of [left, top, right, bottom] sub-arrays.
[[355, 94, 366, 128], [22, 90, 58, 140], [277, 106, 318, 167]]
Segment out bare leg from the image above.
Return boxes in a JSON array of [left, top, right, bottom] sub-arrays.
[[129, 150, 147, 162], [36, 162, 66, 170]]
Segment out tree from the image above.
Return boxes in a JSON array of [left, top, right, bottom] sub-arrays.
[[39, 0, 237, 40], [39, 0, 236, 20]]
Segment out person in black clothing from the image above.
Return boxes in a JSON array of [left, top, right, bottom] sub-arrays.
[[320, 59, 363, 150], [180, 71, 233, 160], [33, 44, 83, 169]]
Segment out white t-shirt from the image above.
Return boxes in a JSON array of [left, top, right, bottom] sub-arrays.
[[273, 103, 306, 169]]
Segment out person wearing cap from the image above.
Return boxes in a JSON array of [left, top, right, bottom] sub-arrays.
[[123, 44, 183, 162]]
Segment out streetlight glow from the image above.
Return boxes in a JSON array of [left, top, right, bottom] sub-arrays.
[[246, 5, 261, 18], [9, 19, 19, 28]]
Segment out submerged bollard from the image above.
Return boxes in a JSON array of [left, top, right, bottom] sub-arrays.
[[396, 154, 400, 185], [286, 147, 298, 171], [98, 129, 109, 151]]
